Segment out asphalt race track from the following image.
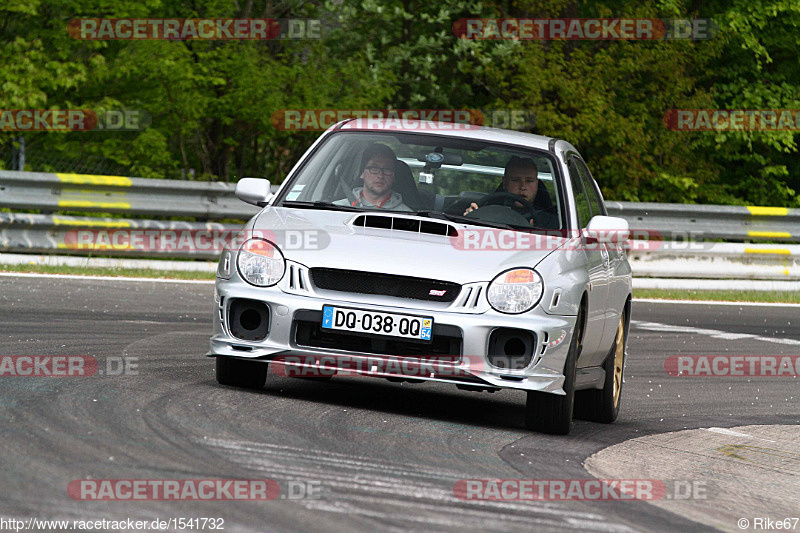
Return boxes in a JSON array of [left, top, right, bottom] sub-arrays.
[[0, 274, 797, 532]]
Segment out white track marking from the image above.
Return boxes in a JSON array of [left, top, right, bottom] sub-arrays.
[[631, 320, 800, 346], [0, 272, 213, 284], [634, 298, 800, 308], [704, 427, 777, 442]]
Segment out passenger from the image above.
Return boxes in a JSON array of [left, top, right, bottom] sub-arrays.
[[334, 143, 412, 211]]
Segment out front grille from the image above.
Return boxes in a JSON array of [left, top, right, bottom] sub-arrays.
[[293, 310, 462, 356], [310, 268, 460, 302]]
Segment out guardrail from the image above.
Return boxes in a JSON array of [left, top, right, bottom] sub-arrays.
[[0, 212, 232, 260], [1, 170, 799, 282], [3, 170, 798, 241], [0, 170, 260, 219], [605, 201, 800, 242], [629, 242, 800, 280]]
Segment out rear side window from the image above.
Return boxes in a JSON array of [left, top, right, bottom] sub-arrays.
[[575, 159, 605, 217], [568, 158, 591, 228]]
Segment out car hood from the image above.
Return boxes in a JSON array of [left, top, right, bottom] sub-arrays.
[[251, 207, 566, 284]]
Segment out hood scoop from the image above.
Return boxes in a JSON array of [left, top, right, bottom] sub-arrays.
[[351, 214, 458, 237]]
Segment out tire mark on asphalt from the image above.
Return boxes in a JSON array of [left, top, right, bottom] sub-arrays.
[[197, 438, 636, 532]]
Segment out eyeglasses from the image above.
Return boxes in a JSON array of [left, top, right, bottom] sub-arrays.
[[364, 166, 395, 177]]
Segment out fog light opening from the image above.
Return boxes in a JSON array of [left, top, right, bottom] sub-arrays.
[[504, 337, 526, 357], [487, 328, 536, 370], [228, 299, 270, 342], [239, 309, 262, 331]]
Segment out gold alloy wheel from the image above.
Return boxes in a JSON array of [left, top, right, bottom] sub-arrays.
[[612, 316, 625, 408]]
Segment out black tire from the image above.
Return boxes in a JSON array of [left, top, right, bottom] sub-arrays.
[[575, 310, 627, 423], [524, 306, 583, 435], [215, 356, 268, 389]]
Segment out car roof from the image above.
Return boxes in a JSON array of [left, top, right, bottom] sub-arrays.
[[337, 118, 578, 155]]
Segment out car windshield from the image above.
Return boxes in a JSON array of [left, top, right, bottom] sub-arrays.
[[277, 131, 564, 231]]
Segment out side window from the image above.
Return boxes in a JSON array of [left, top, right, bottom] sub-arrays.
[[576, 159, 606, 217], [568, 158, 591, 228]]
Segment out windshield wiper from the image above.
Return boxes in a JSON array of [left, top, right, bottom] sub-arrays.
[[414, 210, 519, 230], [281, 201, 361, 212]]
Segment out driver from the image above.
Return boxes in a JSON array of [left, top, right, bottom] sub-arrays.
[[464, 156, 557, 227], [333, 143, 411, 211]]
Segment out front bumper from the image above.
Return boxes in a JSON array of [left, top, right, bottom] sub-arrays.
[[209, 274, 578, 393]]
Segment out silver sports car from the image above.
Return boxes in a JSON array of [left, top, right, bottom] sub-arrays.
[[210, 119, 632, 434]]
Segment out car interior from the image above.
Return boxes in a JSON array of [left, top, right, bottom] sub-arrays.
[[283, 135, 563, 229]]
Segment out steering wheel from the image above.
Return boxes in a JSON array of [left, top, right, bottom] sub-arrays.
[[476, 191, 538, 219]]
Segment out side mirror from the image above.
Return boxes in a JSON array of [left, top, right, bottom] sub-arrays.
[[585, 215, 630, 243], [235, 178, 273, 207]]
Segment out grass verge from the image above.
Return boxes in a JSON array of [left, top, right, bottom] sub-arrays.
[[635, 289, 800, 304], [0, 263, 215, 280]]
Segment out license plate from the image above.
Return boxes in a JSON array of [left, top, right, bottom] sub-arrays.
[[321, 306, 433, 341]]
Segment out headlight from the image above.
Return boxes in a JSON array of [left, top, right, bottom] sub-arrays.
[[487, 268, 543, 314], [236, 238, 285, 287]]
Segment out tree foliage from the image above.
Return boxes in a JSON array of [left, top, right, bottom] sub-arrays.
[[0, 0, 798, 206]]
